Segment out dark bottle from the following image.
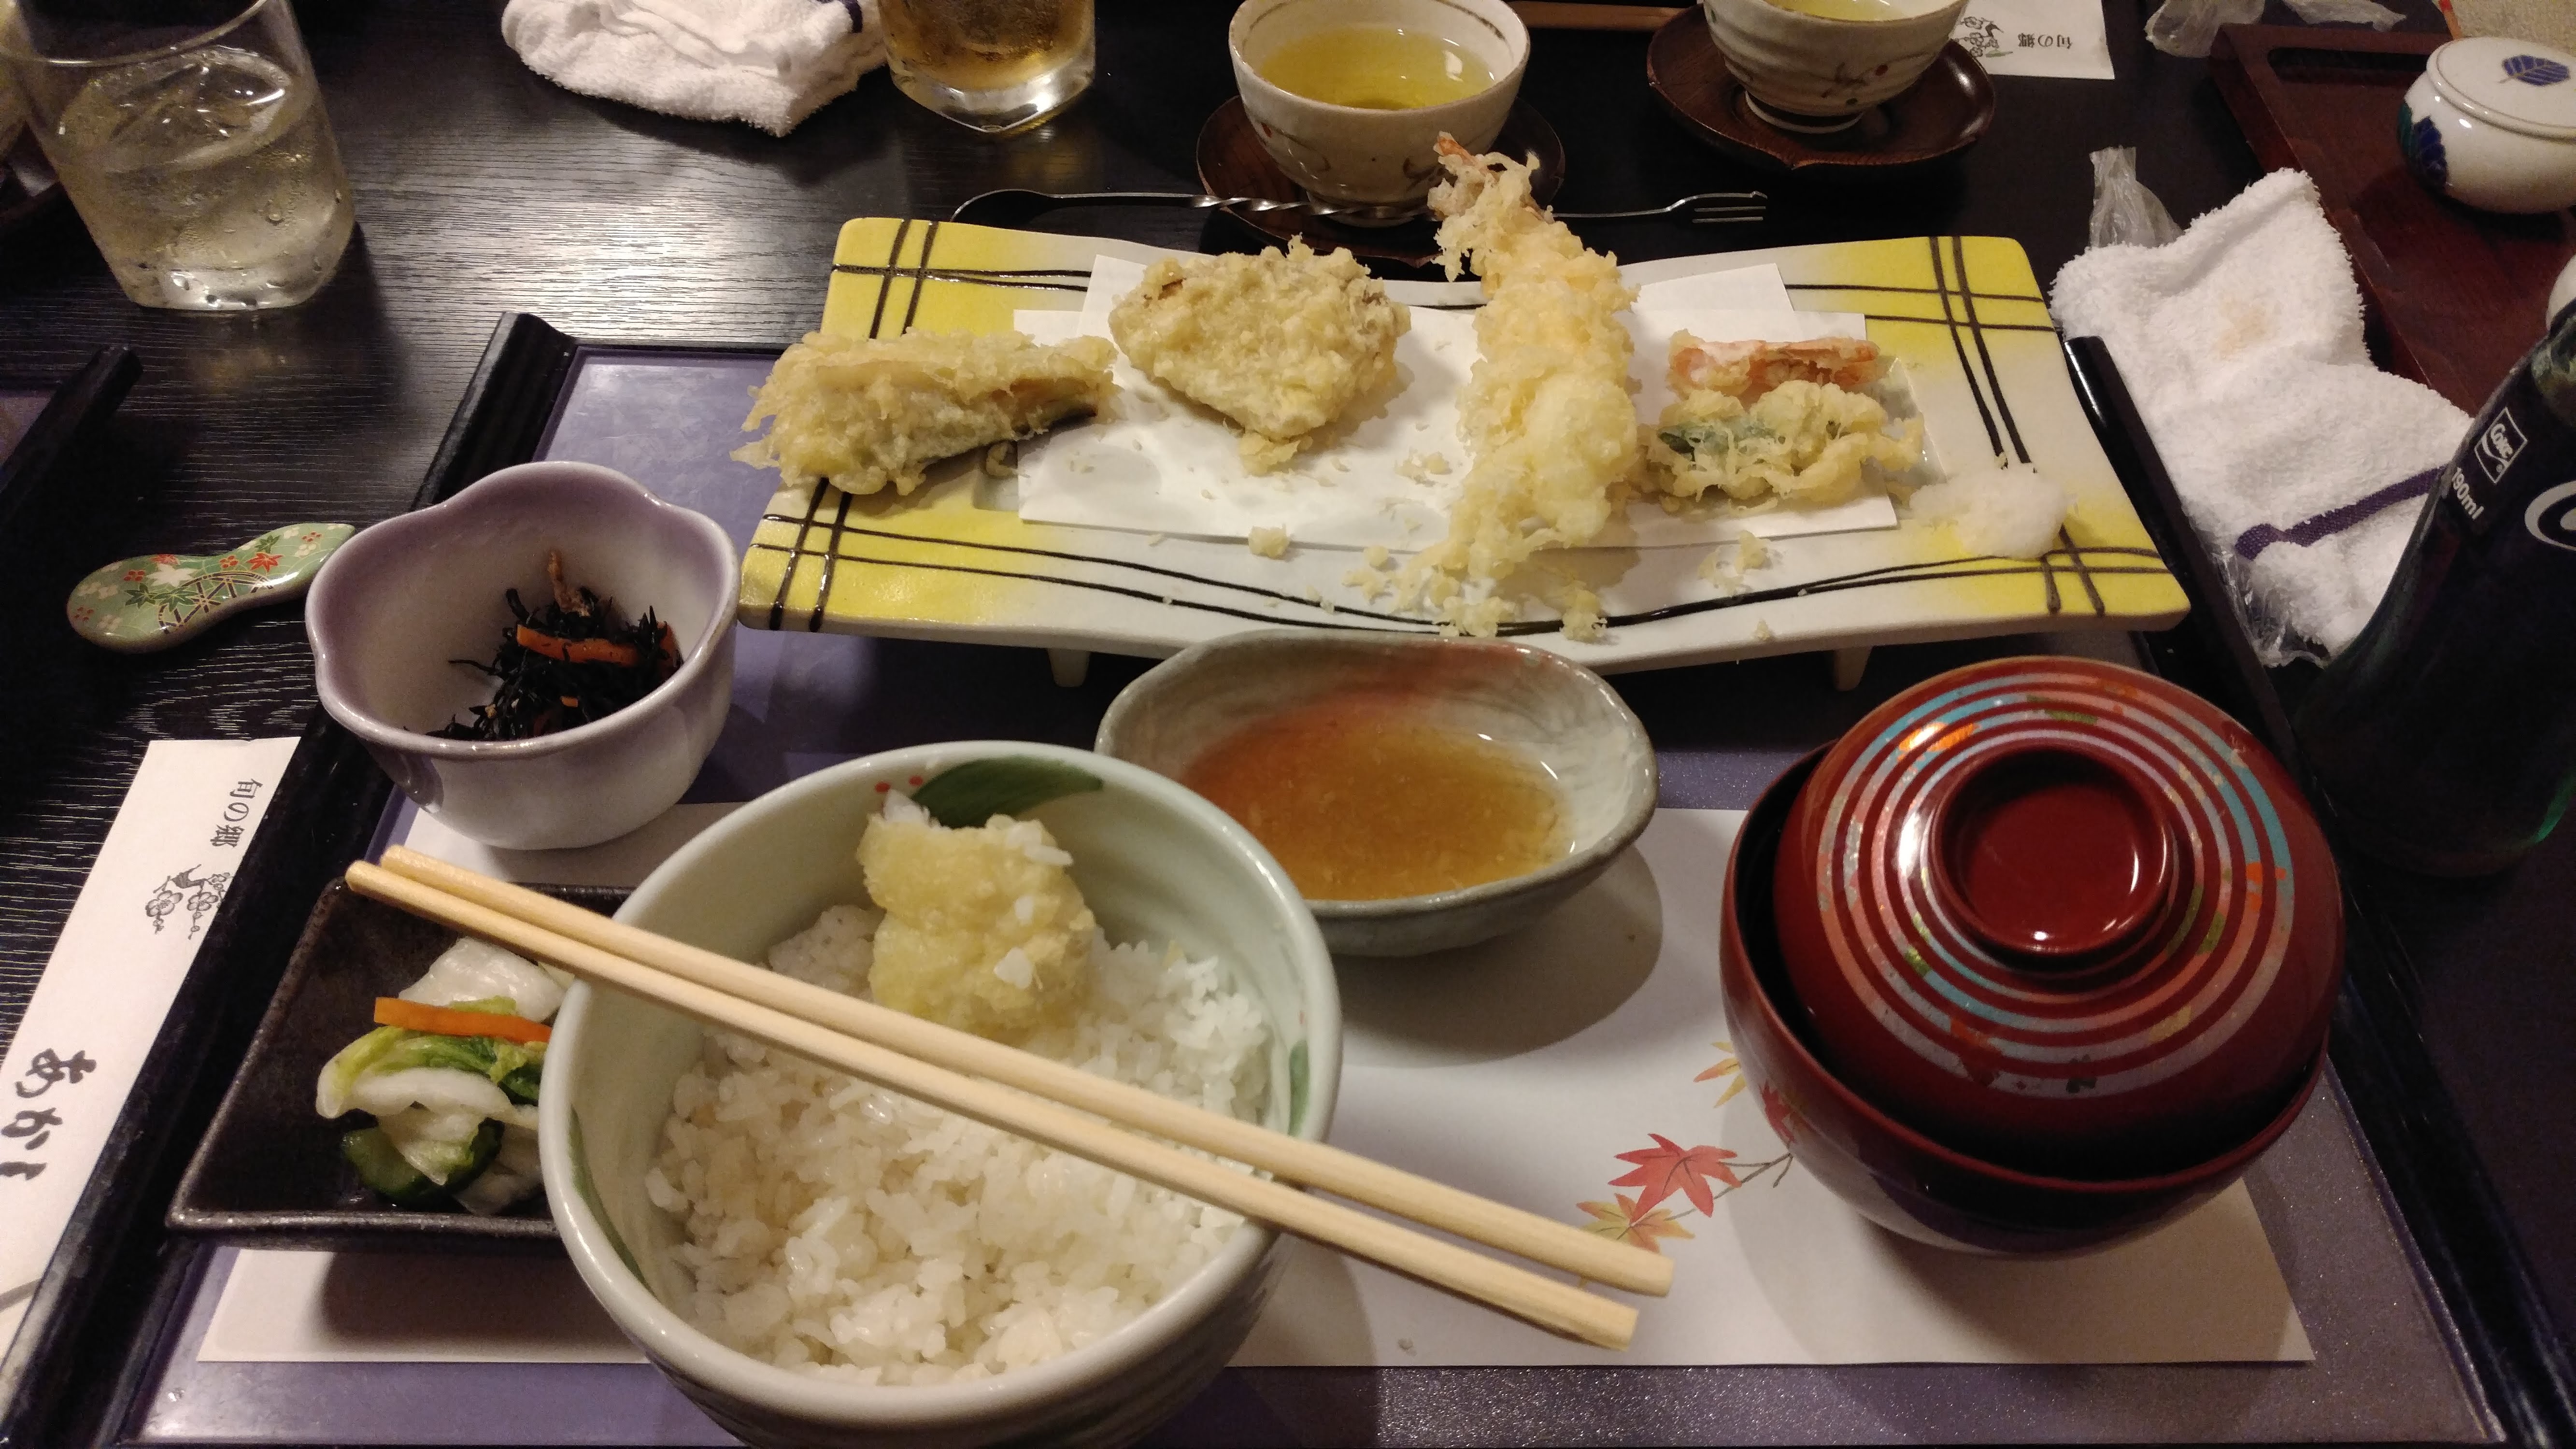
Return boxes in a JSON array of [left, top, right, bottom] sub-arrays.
[[2295, 311, 2576, 875]]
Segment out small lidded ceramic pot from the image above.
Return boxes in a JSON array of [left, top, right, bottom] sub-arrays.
[[1769, 658, 2343, 1181], [2402, 38, 2576, 214]]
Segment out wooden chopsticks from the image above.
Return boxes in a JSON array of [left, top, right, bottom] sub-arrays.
[[1509, 2, 1685, 31], [350, 847, 1671, 1350]]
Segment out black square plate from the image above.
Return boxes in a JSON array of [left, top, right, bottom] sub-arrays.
[[166, 879, 625, 1251]]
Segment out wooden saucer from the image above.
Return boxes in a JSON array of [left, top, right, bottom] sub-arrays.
[[1194, 97, 1565, 269], [1646, 12, 1994, 174]]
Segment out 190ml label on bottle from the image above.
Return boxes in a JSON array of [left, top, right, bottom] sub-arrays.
[[2442, 367, 2576, 551]]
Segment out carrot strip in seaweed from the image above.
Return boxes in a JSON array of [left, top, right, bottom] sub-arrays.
[[433, 552, 684, 741], [513, 627, 642, 668]]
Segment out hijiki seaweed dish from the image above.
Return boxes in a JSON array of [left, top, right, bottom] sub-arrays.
[[438, 551, 682, 740]]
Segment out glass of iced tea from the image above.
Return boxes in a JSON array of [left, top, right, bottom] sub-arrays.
[[0, 0, 353, 310], [879, 0, 1095, 134]]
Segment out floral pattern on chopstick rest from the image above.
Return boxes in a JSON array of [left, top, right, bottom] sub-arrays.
[[68, 523, 355, 653]]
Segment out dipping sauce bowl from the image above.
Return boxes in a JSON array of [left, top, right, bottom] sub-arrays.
[[1097, 630, 1655, 957]]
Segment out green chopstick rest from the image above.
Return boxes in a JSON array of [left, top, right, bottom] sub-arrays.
[[67, 523, 356, 653]]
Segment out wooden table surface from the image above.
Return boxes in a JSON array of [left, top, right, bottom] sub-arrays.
[[17, 1, 2576, 1445], [0, 0, 2312, 1017]]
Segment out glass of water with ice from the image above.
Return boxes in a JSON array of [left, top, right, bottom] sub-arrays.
[[0, 0, 352, 310]]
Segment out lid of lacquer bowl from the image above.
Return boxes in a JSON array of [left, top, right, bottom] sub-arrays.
[[1770, 658, 2343, 1179]]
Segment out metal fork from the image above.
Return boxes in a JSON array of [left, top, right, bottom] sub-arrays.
[[1559, 190, 1767, 225], [951, 187, 1766, 228]]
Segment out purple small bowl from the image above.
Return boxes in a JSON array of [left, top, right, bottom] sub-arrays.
[[310, 462, 738, 851]]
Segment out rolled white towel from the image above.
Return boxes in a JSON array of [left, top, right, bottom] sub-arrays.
[[2053, 169, 2472, 661], [501, 0, 886, 137]]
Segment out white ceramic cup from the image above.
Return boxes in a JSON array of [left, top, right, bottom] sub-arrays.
[[1697, 0, 1970, 130], [1228, 0, 1528, 218]]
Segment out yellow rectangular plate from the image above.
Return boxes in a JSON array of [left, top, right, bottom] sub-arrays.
[[739, 219, 2186, 673]]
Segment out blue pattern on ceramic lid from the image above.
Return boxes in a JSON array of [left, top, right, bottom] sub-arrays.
[[2430, 37, 2576, 140]]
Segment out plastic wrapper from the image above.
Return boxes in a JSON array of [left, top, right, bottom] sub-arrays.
[[2281, 0, 2401, 28], [2087, 148, 2182, 251], [2143, 0, 2261, 58]]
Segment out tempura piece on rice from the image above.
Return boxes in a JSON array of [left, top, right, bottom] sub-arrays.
[[1392, 139, 1642, 639], [736, 329, 1117, 497], [1109, 237, 1409, 473]]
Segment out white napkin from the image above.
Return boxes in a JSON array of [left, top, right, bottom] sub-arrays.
[[2051, 170, 2471, 662], [500, 0, 884, 137]]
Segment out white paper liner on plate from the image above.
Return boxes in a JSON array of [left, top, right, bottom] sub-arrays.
[[1011, 256, 1916, 553]]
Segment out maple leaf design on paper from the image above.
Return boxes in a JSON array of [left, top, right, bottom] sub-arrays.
[[1693, 1040, 1747, 1108], [1611, 1134, 1742, 1216], [1760, 1082, 1800, 1148], [1577, 1193, 1696, 1252]]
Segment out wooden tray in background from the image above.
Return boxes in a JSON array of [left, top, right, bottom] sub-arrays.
[[2210, 25, 2576, 413]]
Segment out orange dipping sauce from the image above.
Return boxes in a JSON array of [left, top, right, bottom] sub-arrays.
[[1181, 697, 1568, 901]]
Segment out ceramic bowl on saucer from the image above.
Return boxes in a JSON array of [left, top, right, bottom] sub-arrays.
[[543, 742, 1340, 1449], [1096, 630, 1656, 957], [309, 461, 737, 852], [1721, 657, 2344, 1252], [2401, 38, 2576, 215], [1648, 13, 1992, 173], [1195, 95, 1563, 268], [1698, 0, 1970, 130], [1227, 0, 1528, 221]]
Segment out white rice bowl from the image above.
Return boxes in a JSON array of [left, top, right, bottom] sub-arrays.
[[648, 904, 1271, 1384], [541, 744, 1339, 1449]]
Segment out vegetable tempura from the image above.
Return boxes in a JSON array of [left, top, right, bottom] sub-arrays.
[[1645, 332, 1922, 509], [736, 329, 1117, 497]]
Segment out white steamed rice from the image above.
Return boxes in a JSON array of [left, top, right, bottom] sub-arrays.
[[645, 903, 1270, 1384]]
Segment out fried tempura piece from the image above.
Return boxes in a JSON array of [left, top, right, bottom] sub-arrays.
[[1393, 139, 1642, 637], [1108, 237, 1408, 473], [1668, 332, 1888, 400], [858, 800, 1095, 1043], [1646, 332, 1922, 508], [735, 329, 1116, 496]]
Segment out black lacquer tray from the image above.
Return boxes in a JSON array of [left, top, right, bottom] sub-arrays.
[[7, 313, 2571, 1447]]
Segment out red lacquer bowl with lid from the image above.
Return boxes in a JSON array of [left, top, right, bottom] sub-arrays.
[[1719, 658, 2343, 1253], [1771, 658, 2343, 1180]]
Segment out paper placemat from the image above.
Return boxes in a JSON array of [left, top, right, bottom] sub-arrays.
[[0, 737, 300, 1355], [201, 806, 2306, 1369], [1955, 0, 2116, 80]]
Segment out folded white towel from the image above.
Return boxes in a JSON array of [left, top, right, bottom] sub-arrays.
[[2052, 170, 2472, 662], [502, 0, 885, 137]]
